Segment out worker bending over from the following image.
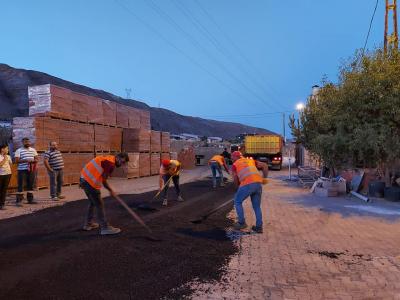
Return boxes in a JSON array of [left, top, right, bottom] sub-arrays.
[[231, 151, 268, 233], [208, 154, 229, 188], [159, 159, 184, 206], [80, 153, 129, 235]]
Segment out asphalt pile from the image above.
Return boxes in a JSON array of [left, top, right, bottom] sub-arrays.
[[0, 180, 237, 299]]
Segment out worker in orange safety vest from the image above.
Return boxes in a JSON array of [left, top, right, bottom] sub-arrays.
[[208, 154, 230, 188], [231, 151, 268, 233], [159, 159, 184, 206], [80, 152, 129, 235]]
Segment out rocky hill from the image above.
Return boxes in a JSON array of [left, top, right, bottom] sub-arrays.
[[0, 64, 274, 139]]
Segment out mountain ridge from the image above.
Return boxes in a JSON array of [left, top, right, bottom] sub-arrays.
[[0, 63, 275, 139]]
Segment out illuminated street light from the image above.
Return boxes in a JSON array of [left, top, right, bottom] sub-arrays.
[[296, 103, 305, 111]]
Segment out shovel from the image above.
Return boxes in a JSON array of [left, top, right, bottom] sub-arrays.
[[190, 198, 233, 224], [113, 195, 161, 241], [137, 175, 174, 211]]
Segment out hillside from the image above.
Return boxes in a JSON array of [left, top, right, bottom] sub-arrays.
[[0, 64, 274, 139]]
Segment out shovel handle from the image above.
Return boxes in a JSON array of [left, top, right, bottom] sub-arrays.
[[114, 195, 153, 234], [154, 175, 174, 199], [203, 198, 233, 219]]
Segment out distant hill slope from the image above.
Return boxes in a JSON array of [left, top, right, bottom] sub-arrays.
[[0, 64, 275, 139]]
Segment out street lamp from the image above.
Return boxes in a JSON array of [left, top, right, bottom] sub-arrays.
[[296, 102, 305, 111]]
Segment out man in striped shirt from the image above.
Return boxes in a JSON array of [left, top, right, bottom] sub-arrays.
[[14, 137, 39, 206], [44, 141, 65, 201]]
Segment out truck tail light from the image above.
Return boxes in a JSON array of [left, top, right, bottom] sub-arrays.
[[273, 157, 281, 161]]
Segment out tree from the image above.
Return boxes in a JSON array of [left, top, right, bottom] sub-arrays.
[[290, 48, 400, 184]]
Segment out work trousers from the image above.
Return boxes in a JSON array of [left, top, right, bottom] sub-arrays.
[[234, 182, 263, 227], [48, 169, 64, 198], [17, 170, 35, 193], [210, 162, 223, 187], [161, 174, 180, 199], [0, 174, 11, 207], [80, 178, 108, 229]]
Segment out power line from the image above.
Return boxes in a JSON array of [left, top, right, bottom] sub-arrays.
[[362, 0, 379, 57], [114, 0, 259, 108], [200, 110, 293, 118], [172, 0, 288, 111], [193, 0, 285, 104], [145, 0, 283, 111]]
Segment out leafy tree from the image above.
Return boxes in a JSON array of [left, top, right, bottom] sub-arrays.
[[290, 48, 400, 184]]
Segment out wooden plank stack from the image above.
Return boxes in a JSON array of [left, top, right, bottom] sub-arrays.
[[9, 84, 173, 189]]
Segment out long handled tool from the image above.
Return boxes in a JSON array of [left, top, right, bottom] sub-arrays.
[[190, 198, 233, 224], [137, 175, 175, 211], [113, 195, 161, 241], [151, 174, 174, 202]]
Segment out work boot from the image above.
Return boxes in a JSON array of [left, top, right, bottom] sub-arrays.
[[233, 222, 247, 230], [251, 225, 263, 234], [162, 199, 168, 206], [100, 226, 121, 235], [51, 196, 59, 201], [82, 222, 100, 231], [57, 194, 66, 200], [16, 194, 24, 207], [27, 192, 37, 204], [177, 196, 185, 202]]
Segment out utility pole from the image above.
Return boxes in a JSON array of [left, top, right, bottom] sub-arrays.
[[384, 0, 398, 53], [125, 88, 132, 99], [282, 112, 286, 143]]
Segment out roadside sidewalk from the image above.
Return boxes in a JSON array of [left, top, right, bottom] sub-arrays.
[[190, 173, 400, 299], [0, 166, 210, 220]]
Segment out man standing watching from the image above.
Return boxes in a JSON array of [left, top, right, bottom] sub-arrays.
[[14, 137, 39, 206], [80, 152, 129, 235], [44, 141, 65, 201], [208, 154, 229, 188], [231, 151, 268, 233], [159, 159, 184, 206]]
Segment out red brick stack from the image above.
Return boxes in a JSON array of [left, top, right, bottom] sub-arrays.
[[10, 84, 161, 188]]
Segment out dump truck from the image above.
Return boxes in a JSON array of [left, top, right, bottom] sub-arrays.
[[243, 134, 283, 170]]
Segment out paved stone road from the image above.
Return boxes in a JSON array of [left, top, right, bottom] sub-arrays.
[[191, 173, 400, 300]]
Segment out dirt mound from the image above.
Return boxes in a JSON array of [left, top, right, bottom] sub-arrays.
[[0, 180, 238, 299]]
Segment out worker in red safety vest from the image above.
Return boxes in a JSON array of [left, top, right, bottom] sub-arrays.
[[208, 154, 230, 188], [159, 159, 184, 206], [231, 151, 268, 233], [80, 153, 129, 235]]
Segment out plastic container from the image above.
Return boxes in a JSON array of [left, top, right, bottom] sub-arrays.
[[384, 187, 400, 202], [368, 181, 385, 198]]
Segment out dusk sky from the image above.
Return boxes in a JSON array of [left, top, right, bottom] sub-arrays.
[[1, 0, 385, 135]]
